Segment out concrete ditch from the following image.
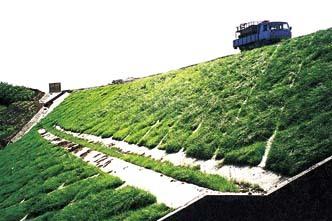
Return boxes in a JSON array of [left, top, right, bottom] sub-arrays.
[[10, 92, 70, 143], [39, 129, 220, 209], [54, 126, 285, 191], [159, 155, 332, 220]]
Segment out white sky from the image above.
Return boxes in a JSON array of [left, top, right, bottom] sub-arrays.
[[0, 0, 331, 92]]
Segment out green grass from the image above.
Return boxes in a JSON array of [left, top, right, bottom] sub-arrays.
[[42, 28, 332, 176], [0, 130, 170, 221], [0, 105, 6, 112], [42, 124, 238, 192], [0, 82, 43, 147], [223, 142, 266, 166], [0, 82, 36, 105]]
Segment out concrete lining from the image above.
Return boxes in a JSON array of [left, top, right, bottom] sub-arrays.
[[159, 155, 332, 220], [55, 126, 285, 191], [10, 92, 70, 143], [39, 129, 219, 209]]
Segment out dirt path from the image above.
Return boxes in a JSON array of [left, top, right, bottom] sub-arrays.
[[55, 126, 286, 191], [39, 129, 218, 208]]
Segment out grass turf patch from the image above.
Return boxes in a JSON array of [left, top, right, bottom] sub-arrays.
[[0, 130, 170, 221], [223, 142, 266, 166]]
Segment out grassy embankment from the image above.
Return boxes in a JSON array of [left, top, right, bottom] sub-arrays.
[[45, 29, 332, 176], [0, 82, 44, 147], [0, 130, 170, 221]]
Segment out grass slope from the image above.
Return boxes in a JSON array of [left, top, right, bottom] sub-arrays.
[[44, 28, 331, 176], [0, 82, 44, 147], [0, 130, 170, 221]]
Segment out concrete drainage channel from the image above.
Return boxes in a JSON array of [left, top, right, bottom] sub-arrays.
[[10, 91, 70, 144], [38, 129, 220, 209], [54, 126, 285, 192], [159, 155, 332, 220]]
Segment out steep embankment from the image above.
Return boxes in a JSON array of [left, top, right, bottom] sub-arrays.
[[1, 28, 331, 221], [0, 82, 44, 147], [43, 28, 332, 176]]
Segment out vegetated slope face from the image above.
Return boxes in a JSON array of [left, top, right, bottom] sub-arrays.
[[48, 28, 331, 176], [0, 82, 44, 147], [0, 129, 169, 221]]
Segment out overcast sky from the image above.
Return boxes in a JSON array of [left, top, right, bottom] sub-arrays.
[[1, 0, 331, 92]]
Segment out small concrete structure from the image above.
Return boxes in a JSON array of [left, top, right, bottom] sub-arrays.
[[49, 82, 61, 93]]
